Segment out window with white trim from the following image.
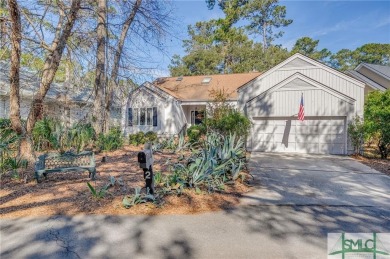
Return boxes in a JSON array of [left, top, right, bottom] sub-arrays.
[[128, 107, 158, 127]]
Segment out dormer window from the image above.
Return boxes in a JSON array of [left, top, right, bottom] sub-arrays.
[[202, 77, 212, 84]]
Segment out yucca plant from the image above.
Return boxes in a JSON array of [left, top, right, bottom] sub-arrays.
[[122, 187, 155, 208], [87, 182, 108, 199]]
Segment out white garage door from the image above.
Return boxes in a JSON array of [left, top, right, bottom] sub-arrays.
[[251, 116, 346, 154]]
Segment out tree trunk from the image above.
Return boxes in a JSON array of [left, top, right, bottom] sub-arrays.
[[21, 0, 81, 161], [93, 0, 107, 135], [104, 0, 142, 133], [7, 0, 23, 135], [0, 0, 6, 45], [262, 23, 267, 50]]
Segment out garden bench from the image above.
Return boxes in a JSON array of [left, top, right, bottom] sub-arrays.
[[34, 151, 96, 183]]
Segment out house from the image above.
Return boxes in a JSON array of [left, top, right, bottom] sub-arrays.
[[121, 72, 260, 136], [123, 53, 366, 155], [0, 62, 122, 126], [346, 63, 389, 98]]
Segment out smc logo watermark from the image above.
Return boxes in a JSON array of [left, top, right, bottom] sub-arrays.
[[328, 233, 390, 259]]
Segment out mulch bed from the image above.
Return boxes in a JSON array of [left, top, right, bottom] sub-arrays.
[[352, 155, 390, 176], [0, 145, 251, 218]]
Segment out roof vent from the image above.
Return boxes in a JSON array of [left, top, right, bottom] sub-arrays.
[[176, 76, 183, 81], [202, 77, 212, 84]]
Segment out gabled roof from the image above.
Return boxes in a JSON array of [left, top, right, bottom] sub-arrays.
[[357, 63, 390, 80], [238, 53, 365, 92], [346, 70, 387, 91], [347, 63, 390, 91], [152, 72, 261, 101]]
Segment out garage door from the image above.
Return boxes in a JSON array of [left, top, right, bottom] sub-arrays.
[[251, 116, 346, 154]]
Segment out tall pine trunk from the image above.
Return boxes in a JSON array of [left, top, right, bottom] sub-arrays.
[[20, 0, 81, 162], [93, 0, 107, 135], [103, 0, 142, 133], [7, 0, 29, 162], [0, 0, 7, 45]]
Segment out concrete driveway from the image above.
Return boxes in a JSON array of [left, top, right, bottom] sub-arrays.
[[241, 153, 390, 207]]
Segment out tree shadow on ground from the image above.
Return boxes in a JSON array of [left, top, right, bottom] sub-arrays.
[[0, 215, 194, 259], [224, 205, 390, 249]]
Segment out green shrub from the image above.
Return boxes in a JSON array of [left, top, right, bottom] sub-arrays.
[[187, 125, 206, 143], [129, 131, 146, 146], [348, 116, 365, 155], [0, 118, 11, 130], [68, 123, 96, 152], [205, 109, 251, 137], [97, 127, 124, 151], [0, 128, 20, 176], [364, 90, 390, 159], [32, 118, 60, 151], [144, 131, 157, 143]]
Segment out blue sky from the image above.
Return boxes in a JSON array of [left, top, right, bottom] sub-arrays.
[[149, 0, 390, 78]]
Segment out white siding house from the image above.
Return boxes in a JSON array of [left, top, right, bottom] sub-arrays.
[[238, 54, 365, 155], [122, 73, 260, 137], [0, 63, 122, 126], [121, 82, 187, 136], [123, 54, 365, 155]]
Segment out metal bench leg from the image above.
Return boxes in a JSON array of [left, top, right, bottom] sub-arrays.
[[89, 169, 96, 180], [35, 172, 40, 183]]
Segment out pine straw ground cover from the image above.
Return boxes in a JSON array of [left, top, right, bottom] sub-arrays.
[[0, 145, 252, 219]]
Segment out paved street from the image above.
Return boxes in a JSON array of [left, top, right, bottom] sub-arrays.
[[1, 153, 389, 259]]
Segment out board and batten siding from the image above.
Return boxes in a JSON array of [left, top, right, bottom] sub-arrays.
[[239, 54, 365, 154]]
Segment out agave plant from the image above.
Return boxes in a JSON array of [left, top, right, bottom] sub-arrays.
[[170, 132, 246, 190]]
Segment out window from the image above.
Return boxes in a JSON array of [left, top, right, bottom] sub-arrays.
[[147, 108, 153, 126], [191, 110, 204, 125], [153, 107, 157, 126], [140, 108, 146, 125], [128, 107, 158, 127], [133, 108, 139, 126], [128, 108, 133, 126]]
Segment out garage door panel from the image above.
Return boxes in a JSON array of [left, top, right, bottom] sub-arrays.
[[333, 134, 344, 144], [274, 142, 296, 152], [319, 134, 333, 143], [251, 117, 346, 154], [252, 133, 273, 142], [332, 144, 345, 154], [296, 126, 319, 134], [319, 144, 332, 153], [296, 143, 319, 153], [296, 134, 319, 143]]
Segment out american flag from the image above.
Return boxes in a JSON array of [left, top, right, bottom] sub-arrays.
[[298, 94, 304, 121]]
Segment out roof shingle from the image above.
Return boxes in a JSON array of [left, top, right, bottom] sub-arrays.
[[152, 72, 261, 101]]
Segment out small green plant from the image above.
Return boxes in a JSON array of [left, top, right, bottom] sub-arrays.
[[5, 157, 28, 179], [187, 125, 205, 143], [129, 131, 146, 146], [144, 131, 157, 143], [32, 118, 60, 151], [122, 187, 155, 208], [97, 127, 124, 151], [87, 182, 108, 199], [154, 171, 163, 185], [348, 116, 365, 155]]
